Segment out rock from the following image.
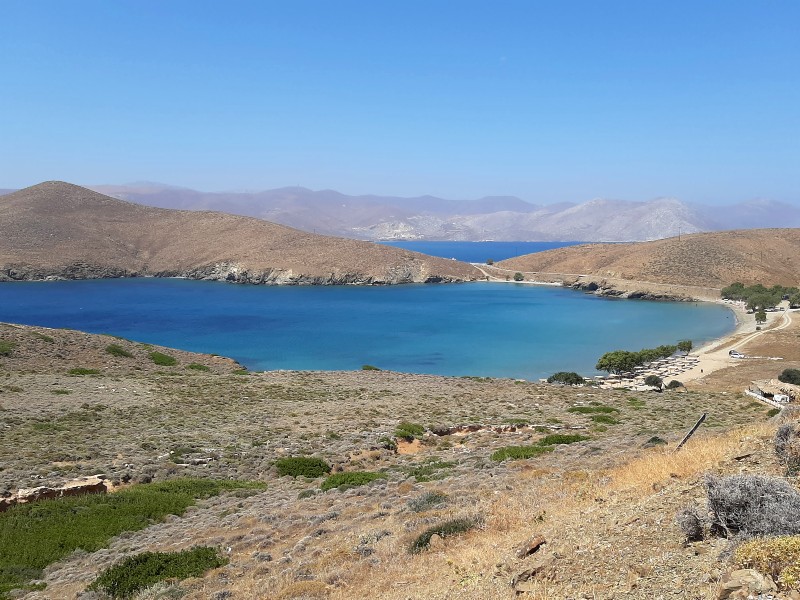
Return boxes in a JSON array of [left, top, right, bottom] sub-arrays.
[[511, 554, 556, 592], [428, 534, 444, 550], [515, 535, 547, 559], [716, 569, 777, 599]]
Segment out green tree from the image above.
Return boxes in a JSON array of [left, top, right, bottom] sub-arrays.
[[547, 371, 585, 385], [677, 340, 693, 353], [790, 293, 800, 309], [513, 272, 524, 282], [596, 350, 640, 375], [644, 374, 663, 389], [779, 369, 800, 385], [486, 258, 494, 265], [755, 309, 767, 324]]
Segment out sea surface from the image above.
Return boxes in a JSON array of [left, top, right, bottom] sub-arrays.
[[379, 240, 585, 262], [0, 278, 735, 380]]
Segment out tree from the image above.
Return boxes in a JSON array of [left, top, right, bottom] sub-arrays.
[[513, 272, 524, 282], [547, 371, 586, 385], [677, 340, 693, 353], [596, 350, 640, 375], [779, 369, 800, 385], [790, 293, 800, 309], [755, 309, 767, 324], [486, 258, 494, 265], [644, 374, 663, 389]]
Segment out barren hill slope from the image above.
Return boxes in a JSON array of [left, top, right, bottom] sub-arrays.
[[0, 182, 480, 284], [498, 229, 800, 288]]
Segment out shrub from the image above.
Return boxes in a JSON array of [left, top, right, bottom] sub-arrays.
[[187, 363, 210, 372], [567, 405, 617, 414], [52, 389, 71, 395], [705, 474, 800, 538], [232, 368, 248, 375], [676, 506, 705, 542], [395, 421, 425, 441], [31, 332, 54, 343], [405, 460, 455, 482], [274, 456, 331, 479], [409, 517, 479, 554], [643, 436, 667, 448], [775, 424, 800, 474], [767, 408, 781, 418], [677, 339, 693, 353], [0, 340, 15, 357], [0, 478, 263, 596], [513, 272, 524, 282], [361, 364, 381, 371], [779, 369, 800, 385], [408, 491, 448, 513], [591, 414, 620, 425], [148, 351, 177, 366], [485, 258, 494, 265], [320, 471, 386, 491], [665, 380, 684, 389], [89, 546, 227, 598], [538, 434, 589, 446], [735, 536, 800, 590], [105, 344, 133, 358], [491, 445, 553, 462], [68, 367, 100, 376], [547, 372, 585, 385]]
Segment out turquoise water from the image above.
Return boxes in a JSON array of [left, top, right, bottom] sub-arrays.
[[380, 240, 585, 262], [0, 278, 734, 379]]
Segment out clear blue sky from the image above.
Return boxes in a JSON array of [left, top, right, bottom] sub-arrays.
[[1, 1, 798, 204]]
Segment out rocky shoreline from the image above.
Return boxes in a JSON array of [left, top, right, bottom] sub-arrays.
[[0, 262, 470, 286], [569, 278, 696, 301]]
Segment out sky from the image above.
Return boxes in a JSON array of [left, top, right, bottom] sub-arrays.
[[1, 1, 798, 204]]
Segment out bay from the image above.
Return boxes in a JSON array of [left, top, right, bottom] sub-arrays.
[[0, 278, 734, 380], [379, 240, 586, 262]]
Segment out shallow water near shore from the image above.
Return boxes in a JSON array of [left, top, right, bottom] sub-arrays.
[[0, 279, 735, 379]]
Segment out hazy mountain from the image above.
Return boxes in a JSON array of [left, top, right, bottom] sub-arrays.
[[85, 183, 799, 242], [0, 182, 480, 284]]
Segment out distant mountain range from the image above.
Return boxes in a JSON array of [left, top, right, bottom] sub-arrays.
[[2, 183, 798, 242]]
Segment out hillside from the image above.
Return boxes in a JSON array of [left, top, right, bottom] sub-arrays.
[[498, 229, 800, 289], [88, 182, 800, 242], [1, 318, 798, 599], [0, 182, 480, 284]]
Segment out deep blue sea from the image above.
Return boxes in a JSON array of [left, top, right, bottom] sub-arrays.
[[0, 278, 735, 380], [379, 240, 585, 262]]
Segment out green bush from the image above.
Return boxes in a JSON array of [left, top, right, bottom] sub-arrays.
[[395, 421, 425, 441], [0, 341, 15, 357], [490, 445, 554, 462], [52, 389, 71, 395], [767, 408, 782, 418], [361, 364, 381, 371], [148, 351, 177, 366], [538, 434, 589, 446], [591, 414, 620, 425], [320, 471, 386, 491], [0, 478, 263, 596], [779, 369, 800, 385], [409, 518, 479, 554], [665, 380, 684, 389], [89, 546, 227, 598], [187, 363, 210, 372], [67, 367, 100, 376], [644, 374, 663, 389], [566, 405, 617, 414], [513, 272, 524, 282], [274, 456, 331, 478], [31, 332, 55, 343], [405, 460, 455, 482], [547, 372, 585, 385], [105, 344, 133, 358]]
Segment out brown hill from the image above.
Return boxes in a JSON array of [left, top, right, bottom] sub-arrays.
[[498, 229, 800, 289], [0, 181, 480, 284]]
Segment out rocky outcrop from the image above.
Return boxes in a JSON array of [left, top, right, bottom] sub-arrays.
[[0, 475, 109, 512], [570, 279, 695, 302]]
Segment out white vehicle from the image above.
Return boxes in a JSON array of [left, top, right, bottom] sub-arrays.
[[729, 350, 745, 359]]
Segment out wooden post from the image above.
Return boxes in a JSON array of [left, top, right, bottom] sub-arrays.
[[674, 413, 707, 452]]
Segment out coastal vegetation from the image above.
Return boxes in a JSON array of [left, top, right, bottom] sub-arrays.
[[547, 371, 585, 385], [320, 471, 386, 491], [0, 478, 262, 597], [148, 351, 177, 366], [274, 456, 331, 478], [89, 546, 227, 598], [595, 343, 678, 374], [779, 369, 800, 385], [721, 282, 798, 310]]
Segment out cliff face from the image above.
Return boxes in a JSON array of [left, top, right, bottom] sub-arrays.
[[0, 182, 480, 285]]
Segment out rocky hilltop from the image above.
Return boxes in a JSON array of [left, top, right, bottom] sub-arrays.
[[498, 229, 800, 290], [0, 182, 480, 285]]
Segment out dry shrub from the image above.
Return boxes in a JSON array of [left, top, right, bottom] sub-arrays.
[[735, 535, 800, 589], [705, 474, 800, 538]]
